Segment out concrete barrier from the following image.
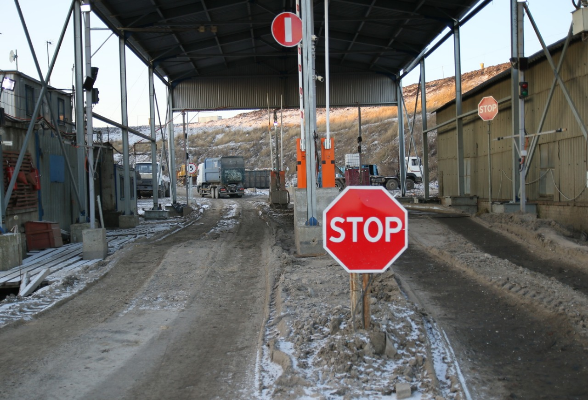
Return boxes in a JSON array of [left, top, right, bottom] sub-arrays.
[[294, 188, 339, 256], [82, 228, 108, 260], [0, 233, 22, 270]]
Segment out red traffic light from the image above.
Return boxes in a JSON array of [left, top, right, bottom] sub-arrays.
[[519, 81, 529, 98]]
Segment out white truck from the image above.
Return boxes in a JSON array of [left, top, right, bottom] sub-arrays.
[[336, 155, 423, 191], [135, 161, 170, 198]]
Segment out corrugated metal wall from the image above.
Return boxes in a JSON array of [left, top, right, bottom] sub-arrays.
[[173, 73, 397, 110], [36, 127, 79, 229], [436, 39, 588, 205]]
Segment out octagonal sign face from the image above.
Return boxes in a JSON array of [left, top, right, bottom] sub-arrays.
[[323, 186, 408, 273], [478, 96, 499, 121]]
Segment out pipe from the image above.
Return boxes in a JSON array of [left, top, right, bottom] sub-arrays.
[[167, 87, 177, 203], [398, 80, 406, 196], [120, 36, 131, 215], [420, 59, 429, 199], [149, 66, 159, 209]]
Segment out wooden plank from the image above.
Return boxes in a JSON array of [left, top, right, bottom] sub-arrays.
[[19, 269, 50, 297]]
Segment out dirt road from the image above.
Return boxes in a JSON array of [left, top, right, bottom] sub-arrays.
[[0, 197, 276, 399], [2, 195, 588, 399]]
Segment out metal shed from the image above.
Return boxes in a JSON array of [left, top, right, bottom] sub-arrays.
[[435, 37, 588, 231]]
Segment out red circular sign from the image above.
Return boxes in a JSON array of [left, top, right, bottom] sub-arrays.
[[271, 12, 303, 47], [323, 186, 408, 273], [478, 96, 499, 121]]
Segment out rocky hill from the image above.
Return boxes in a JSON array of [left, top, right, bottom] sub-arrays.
[[103, 62, 509, 181]]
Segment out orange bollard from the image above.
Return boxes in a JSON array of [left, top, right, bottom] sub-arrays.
[[296, 138, 306, 188], [321, 138, 335, 188]]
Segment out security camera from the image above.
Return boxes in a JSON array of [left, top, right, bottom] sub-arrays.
[[315, 75, 324, 82]]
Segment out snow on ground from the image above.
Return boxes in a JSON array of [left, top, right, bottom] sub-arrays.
[[0, 201, 204, 328], [254, 201, 465, 400]]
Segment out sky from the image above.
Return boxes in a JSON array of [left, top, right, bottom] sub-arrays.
[[0, 0, 575, 127]]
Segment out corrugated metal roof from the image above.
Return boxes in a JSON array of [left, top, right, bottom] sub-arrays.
[[92, 0, 485, 85]]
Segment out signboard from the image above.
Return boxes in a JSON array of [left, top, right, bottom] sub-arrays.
[[478, 96, 499, 121], [271, 12, 303, 47], [188, 163, 197, 174], [323, 186, 408, 273]]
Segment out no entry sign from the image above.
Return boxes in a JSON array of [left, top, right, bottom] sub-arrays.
[[271, 12, 303, 47], [478, 96, 499, 121], [323, 186, 408, 273]]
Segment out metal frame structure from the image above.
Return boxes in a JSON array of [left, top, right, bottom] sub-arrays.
[[2, 0, 495, 230]]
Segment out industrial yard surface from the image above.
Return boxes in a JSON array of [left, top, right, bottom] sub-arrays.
[[0, 191, 587, 399]]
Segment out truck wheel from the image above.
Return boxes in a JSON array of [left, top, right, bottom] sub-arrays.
[[406, 179, 415, 190], [385, 179, 399, 190], [335, 180, 345, 192]]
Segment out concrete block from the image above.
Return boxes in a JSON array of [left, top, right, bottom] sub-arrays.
[[119, 214, 139, 229], [70, 223, 91, 243], [295, 225, 324, 256], [143, 210, 169, 220], [440, 195, 478, 207], [492, 202, 537, 215], [0, 233, 22, 270], [294, 188, 339, 256], [182, 206, 193, 217], [82, 228, 108, 260], [396, 382, 412, 399]]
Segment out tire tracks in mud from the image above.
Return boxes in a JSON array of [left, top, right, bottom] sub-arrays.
[[397, 212, 588, 399], [0, 199, 278, 400]]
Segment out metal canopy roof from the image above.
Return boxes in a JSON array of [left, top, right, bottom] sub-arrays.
[[92, 0, 485, 85]]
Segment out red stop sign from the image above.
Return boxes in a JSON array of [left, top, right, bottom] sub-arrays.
[[323, 186, 408, 273], [271, 12, 303, 47], [478, 96, 499, 121]]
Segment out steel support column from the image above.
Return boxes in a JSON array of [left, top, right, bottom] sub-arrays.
[[167, 88, 177, 203], [84, 9, 95, 228], [517, 2, 526, 212], [420, 60, 429, 199], [120, 36, 131, 215], [398, 80, 406, 197], [73, 0, 86, 220], [149, 67, 159, 209], [454, 22, 464, 196], [302, 0, 317, 225], [510, 0, 521, 203]]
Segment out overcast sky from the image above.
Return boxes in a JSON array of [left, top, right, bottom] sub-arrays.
[[0, 0, 574, 127]]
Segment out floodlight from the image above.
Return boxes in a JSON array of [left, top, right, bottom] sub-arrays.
[[81, 3, 91, 12], [1, 77, 15, 91]]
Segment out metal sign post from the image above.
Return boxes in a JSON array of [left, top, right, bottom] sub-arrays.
[[478, 96, 499, 211]]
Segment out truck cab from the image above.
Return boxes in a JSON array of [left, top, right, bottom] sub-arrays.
[[136, 161, 170, 198]]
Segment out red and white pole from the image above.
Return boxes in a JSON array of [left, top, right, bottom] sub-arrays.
[[296, 0, 305, 151]]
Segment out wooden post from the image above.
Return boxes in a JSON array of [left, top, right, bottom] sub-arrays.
[[350, 273, 361, 330], [362, 273, 370, 329]]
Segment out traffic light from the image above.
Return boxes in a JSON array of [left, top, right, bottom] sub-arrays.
[[519, 81, 529, 99]]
